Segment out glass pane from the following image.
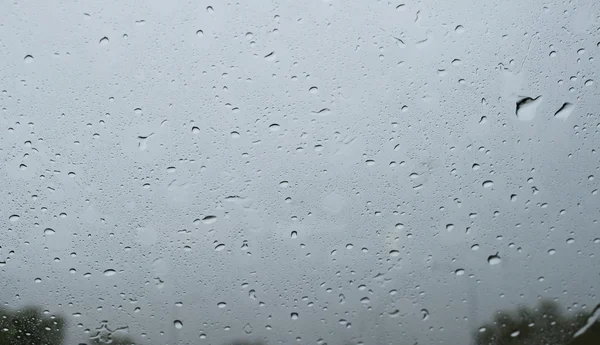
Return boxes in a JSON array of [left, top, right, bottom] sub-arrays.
[[1, 1, 599, 345]]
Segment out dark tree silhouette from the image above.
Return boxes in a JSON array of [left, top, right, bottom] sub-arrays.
[[474, 300, 599, 345], [0, 306, 65, 345]]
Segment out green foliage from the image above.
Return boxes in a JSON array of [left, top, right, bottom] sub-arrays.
[[0, 306, 65, 345], [474, 300, 598, 345]]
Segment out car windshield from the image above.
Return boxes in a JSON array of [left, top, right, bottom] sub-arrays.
[[1, 1, 599, 345]]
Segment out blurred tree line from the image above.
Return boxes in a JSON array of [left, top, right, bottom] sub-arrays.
[[0, 300, 598, 345]]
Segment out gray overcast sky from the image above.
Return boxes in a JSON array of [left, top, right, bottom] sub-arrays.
[[1, 0, 599, 344]]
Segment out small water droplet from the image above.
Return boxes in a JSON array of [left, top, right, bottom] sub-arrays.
[[264, 52, 276, 61]]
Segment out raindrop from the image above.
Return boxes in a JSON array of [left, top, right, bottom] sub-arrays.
[[264, 52, 276, 61], [554, 102, 575, 120], [515, 96, 542, 121], [421, 309, 429, 321], [487, 253, 501, 265], [243, 323, 253, 334], [202, 215, 217, 224], [103, 269, 116, 276]]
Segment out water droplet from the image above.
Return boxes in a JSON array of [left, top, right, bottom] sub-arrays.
[[24, 55, 34, 63], [487, 253, 501, 265], [264, 52, 276, 61], [554, 102, 575, 120], [9, 215, 19, 222], [515, 96, 542, 121], [103, 269, 116, 276], [421, 309, 429, 321], [202, 215, 217, 224], [243, 323, 253, 334], [44, 228, 55, 235], [174, 320, 183, 329], [291, 312, 299, 320], [99, 37, 109, 45], [311, 108, 331, 116]]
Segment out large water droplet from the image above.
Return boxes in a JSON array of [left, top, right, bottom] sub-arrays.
[[554, 102, 575, 120], [515, 96, 542, 121], [243, 323, 253, 334], [103, 269, 116, 276], [202, 215, 217, 224], [487, 253, 501, 265]]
